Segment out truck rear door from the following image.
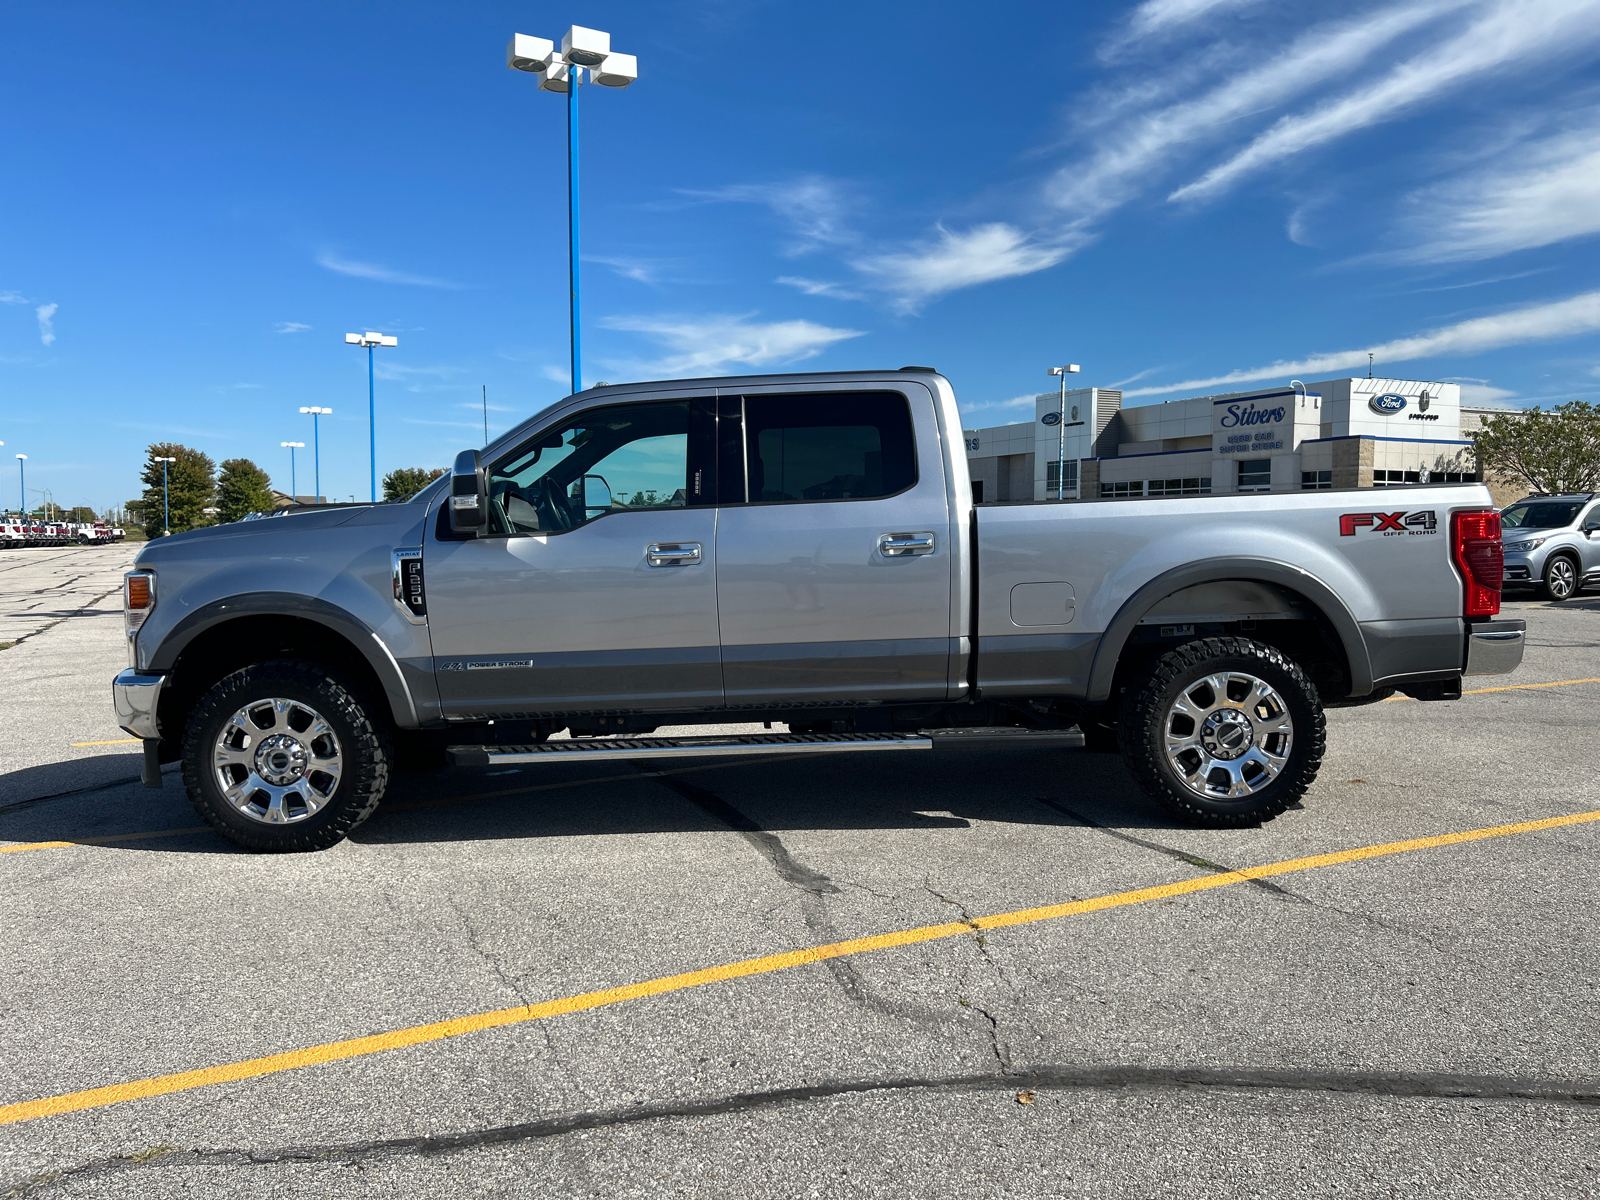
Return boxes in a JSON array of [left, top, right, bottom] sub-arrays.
[[712, 384, 954, 706]]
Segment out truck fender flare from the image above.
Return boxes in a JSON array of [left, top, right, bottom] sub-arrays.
[[1085, 556, 1373, 703], [148, 593, 420, 728]]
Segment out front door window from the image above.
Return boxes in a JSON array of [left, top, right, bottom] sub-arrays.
[[486, 401, 691, 535]]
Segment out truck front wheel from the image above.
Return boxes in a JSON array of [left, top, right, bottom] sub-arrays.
[[181, 659, 392, 852], [1120, 637, 1324, 828]]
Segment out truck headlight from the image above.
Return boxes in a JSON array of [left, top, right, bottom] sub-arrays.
[[1503, 538, 1545, 553], [124, 571, 155, 665]]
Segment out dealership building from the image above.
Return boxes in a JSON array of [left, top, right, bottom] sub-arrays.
[[963, 377, 1504, 502]]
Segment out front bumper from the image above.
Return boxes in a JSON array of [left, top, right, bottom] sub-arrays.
[[113, 670, 165, 739], [1464, 620, 1525, 676]]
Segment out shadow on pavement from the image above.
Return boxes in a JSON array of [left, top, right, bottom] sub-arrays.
[[2, 745, 1187, 853]]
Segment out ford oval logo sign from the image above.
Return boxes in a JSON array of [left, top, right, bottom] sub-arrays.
[[1369, 393, 1407, 415], [1041, 411, 1062, 426]]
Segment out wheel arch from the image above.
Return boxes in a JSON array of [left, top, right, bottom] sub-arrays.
[[152, 595, 419, 752], [1086, 557, 1372, 704]]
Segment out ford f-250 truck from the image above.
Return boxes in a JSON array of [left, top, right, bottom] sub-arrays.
[[113, 369, 1524, 851]]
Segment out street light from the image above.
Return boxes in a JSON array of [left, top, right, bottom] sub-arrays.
[[344, 332, 398, 503], [152, 455, 176, 535], [281, 441, 305, 503], [1047, 364, 1081, 500], [15, 454, 25, 521], [507, 26, 638, 396], [299, 407, 332, 503]]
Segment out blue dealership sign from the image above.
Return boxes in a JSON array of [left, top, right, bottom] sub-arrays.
[[1369, 393, 1407, 415]]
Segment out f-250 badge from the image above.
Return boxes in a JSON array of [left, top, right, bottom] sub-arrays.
[[1339, 510, 1437, 536]]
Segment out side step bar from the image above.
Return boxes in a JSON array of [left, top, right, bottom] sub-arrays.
[[446, 727, 1083, 767]]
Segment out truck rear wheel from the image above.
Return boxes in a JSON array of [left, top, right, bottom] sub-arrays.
[[181, 659, 392, 852], [1120, 637, 1324, 828]]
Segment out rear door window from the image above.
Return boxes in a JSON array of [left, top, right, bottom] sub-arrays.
[[739, 392, 916, 504]]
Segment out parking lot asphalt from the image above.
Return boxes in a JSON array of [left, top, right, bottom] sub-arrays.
[[0, 544, 1596, 1198]]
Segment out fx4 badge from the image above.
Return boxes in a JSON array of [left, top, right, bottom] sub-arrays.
[[1340, 510, 1438, 537]]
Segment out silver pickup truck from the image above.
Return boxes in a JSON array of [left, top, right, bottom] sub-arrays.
[[114, 368, 1524, 851]]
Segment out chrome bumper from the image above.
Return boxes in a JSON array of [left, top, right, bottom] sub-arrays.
[[1464, 620, 1526, 677], [113, 670, 165, 739]]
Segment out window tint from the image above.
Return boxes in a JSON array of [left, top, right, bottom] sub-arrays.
[[1237, 459, 1271, 490], [1502, 501, 1583, 528], [486, 401, 689, 535], [741, 392, 915, 504]]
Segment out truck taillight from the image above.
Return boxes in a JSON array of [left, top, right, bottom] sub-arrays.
[[1451, 510, 1501, 618]]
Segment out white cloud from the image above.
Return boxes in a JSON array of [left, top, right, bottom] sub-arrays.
[[587, 256, 663, 285], [776, 276, 864, 301], [275, 321, 311, 334], [0, 291, 27, 305], [1389, 116, 1600, 262], [1124, 288, 1600, 396], [316, 251, 459, 288], [959, 394, 1041, 420], [541, 365, 571, 384], [35, 303, 56, 346], [1053, 4, 1455, 226], [1171, 0, 1600, 203], [856, 224, 1077, 314], [1103, 0, 1269, 57], [599, 313, 864, 377], [680, 177, 852, 254], [1390, 268, 1555, 294], [460, 400, 516, 413], [1458, 383, 1519, 405]]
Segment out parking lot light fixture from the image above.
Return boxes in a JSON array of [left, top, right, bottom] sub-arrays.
[[152, 455, 177, 534], [507, 25, 639, 396], [15, 454, 25, 522], [1047, 364, 1081, 500], [346, 333, 398, 503], [299, 408, 332, 503], [281, 441, 305, 502]]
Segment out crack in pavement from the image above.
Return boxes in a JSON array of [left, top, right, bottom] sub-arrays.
[[1035, 797, 1304, 900], [640, 767, 957, 1031], [8, 1064, 1596, 1195], [924, 883, 1029, 1073]]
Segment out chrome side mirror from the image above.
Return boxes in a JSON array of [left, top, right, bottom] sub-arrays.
[[449, 449, 486, 534]]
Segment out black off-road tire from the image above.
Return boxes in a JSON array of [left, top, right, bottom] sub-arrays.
[[182, 659, 392, 852], [1120, 636, 1324, 828]]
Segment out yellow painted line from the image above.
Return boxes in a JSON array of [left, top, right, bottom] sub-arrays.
[[2, 807, 1596, 1128], [1385, 675, 1600, 702], [0, 827, 210, 854], [70, 738, 141, 747]]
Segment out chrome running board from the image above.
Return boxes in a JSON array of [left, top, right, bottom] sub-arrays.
[[446, 726, 1083, 767]]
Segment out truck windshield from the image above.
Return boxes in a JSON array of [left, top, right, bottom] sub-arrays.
[[1502, 501, 1583, 529]]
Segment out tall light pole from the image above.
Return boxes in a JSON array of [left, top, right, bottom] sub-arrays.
[[1047, 364, 1080, 499], [299, 408, 332, 503], [152, 455, 176, 534], [507, 27, 638, 396], [281, 441, 305, 502], [15, 454, 25, 520], [344, 332, 398, 502]]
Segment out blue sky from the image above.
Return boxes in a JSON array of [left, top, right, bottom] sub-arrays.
[[5, 0, 1600, 511]]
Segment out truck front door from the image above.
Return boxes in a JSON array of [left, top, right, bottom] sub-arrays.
[[713, 386, 954, 707], [425, 397, 722, 719]]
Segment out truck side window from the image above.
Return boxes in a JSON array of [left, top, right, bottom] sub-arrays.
[[741, 392, 916, 504], [485, 401, 691, 535]]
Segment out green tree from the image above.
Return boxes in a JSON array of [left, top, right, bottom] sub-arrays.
[[1472, 402, 1600, 496], [382, 466, 445, 502], [216, 458, 276, 522], [137, 444, 216, 536], [65, 506, 96, 522]]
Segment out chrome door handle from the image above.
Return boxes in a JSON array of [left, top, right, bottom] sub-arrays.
[[878, 532, 935, 557], [647, 542, 703, 567]]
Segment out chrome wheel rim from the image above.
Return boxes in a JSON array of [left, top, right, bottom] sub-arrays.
[[1163, 671, 1294, 801], [212, 697, 342, 824], [1549, 559, 1576, 599]]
